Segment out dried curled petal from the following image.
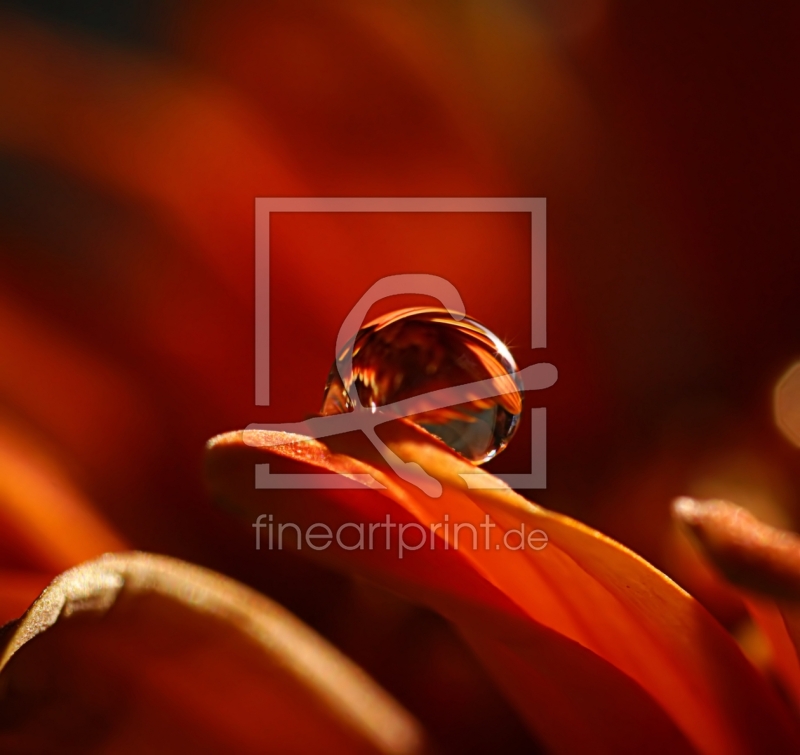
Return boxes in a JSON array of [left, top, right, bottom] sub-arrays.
[[0, 552, 426, 755], [673, 497, 800, 600], [673, 497, 800, 712]]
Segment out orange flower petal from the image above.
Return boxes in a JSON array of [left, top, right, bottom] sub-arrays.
[[0, 292, 158, 483], [207, 429, 693, 753], [0, 552, 426, 755], [674, 497, 800, 710], [206, 422, 800, 752], [0, 420, 126, 573]]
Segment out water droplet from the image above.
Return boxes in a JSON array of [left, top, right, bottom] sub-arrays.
[[321, 308, 523, 463]]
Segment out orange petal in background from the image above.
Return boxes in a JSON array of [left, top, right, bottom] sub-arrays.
[[206, 421, 800, 753], [674, 497, 800, 712], [0, 416, 126, 624], [0, 419, 126, 574], [0, 552, 426, 755]]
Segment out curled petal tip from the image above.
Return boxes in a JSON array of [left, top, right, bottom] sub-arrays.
[[671, 496, 704, 524], [673, 497, 800, 602]]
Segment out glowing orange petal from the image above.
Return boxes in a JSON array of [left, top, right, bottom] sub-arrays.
[[207, 429, 693, 752], [0, 553, 425, 755], [207, 423, 800, 752]]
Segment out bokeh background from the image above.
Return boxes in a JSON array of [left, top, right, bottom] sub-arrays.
[[0, 1, 798, 751]]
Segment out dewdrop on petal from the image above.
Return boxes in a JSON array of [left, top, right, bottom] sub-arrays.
[[321, 308, 523, 463]]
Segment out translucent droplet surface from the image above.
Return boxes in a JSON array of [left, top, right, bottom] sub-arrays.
[[321, 308, 523, 463]]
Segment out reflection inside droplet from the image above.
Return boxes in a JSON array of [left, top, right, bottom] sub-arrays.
[[321, 308, 523, 463]]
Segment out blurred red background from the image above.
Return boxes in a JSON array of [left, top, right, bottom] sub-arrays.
[[0, 1, 798, 751]]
